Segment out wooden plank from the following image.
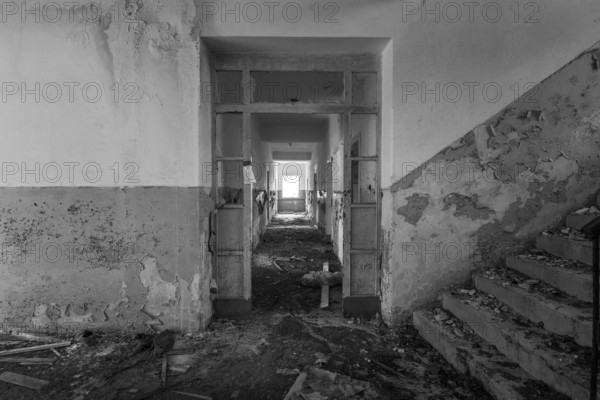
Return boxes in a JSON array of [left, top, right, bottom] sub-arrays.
[[213, 53, 380, 72], [272, 261, 284, 272], [161, 354, 167, 386], [282, 370, 308, 400], [0, 341, 71, 357], [171, 391, 212, 399], [215, 103, 378, 114], [320, 262, 330, 309], [0, 371, 49, 390], [0, 328, 60, 344], [0, 357, 55, 364]]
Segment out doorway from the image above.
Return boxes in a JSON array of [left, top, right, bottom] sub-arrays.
[[210, 52, 382, 318]]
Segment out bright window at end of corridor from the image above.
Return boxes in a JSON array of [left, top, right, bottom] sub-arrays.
[[281, 179, 299, 198]]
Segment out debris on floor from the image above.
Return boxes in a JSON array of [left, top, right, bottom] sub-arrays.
[[0, 213, 493, 399], [283, 366, 379, 400], [300, 271, 343, 287], [0, 371, 49, 390]]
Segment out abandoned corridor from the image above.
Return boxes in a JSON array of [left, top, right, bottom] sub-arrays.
[[251, 212, 342, 313]]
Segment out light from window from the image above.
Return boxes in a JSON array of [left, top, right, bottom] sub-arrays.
[[281, 179, 299, 198]]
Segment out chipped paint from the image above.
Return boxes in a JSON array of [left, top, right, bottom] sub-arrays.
[[139, 256, 179, 319], [0, 187, 213, 333], [383, 44, 600, 323], [397, 194, 431, 226]]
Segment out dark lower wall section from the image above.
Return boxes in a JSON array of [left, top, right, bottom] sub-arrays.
[[0, 187, 213, 333], [382, 44, 600, 322], [277, 190, 307, 212]]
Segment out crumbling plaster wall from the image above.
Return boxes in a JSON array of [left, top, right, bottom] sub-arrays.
[[0, 187, 213, 332], [199, 0, 600, 324], [0, 1, 213, 332], [382, 45, 600, 322]]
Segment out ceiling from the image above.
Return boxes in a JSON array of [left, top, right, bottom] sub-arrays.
[[253, 114, 332, 160], [255, 114, 329, 144], [203, 36, 391, 54]]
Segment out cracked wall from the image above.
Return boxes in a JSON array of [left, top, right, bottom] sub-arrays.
[[382, 44, 600, 322], [0, 0, 213, 332], [0, 187, 213, 333]]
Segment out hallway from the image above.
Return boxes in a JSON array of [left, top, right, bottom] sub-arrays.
[[252, 212, 342, 313]]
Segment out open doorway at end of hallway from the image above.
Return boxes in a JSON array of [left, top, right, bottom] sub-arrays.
[[251, 211, 342, 313]]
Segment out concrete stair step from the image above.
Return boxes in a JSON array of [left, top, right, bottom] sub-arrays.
[[536, 232, 594, 266], [442, 292, 596, 400], [566, 213, 600, 230], [473, 270, 592, 347], [413, 310, 568, 400], [506, 253, 592, 302]]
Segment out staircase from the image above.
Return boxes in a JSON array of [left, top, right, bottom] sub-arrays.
[[414, 193, 600, 400]]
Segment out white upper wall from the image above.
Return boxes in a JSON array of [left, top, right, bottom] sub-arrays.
[[0, 0, 203, 187], [1, 0, 599, 187], [198, 0, 600, 188]]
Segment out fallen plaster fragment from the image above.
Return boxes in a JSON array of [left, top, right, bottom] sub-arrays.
[[167, 354, 195, 374], [0, 371, 49, 390]]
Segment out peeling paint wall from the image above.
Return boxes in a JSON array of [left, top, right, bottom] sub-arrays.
[[0, 1, 213, 332], [383, 44, 600, 322], [0, 188, 213, 332], [0, 0, 203, 186], [2, 0, 600, 330]]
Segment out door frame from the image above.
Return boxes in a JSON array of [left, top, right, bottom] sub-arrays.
[[211, 52, 382, 318]]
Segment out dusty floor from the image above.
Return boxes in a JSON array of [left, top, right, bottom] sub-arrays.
[[0, 212, 492, 400]]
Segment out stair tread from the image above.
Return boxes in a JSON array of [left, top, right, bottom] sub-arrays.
[[442, 292, 596, 399], [507, 250, 592, 303], [567, 211, 600, 230], [413, 310, 568, 400], [477, 267, 591, 310], [514, 249, 591, 275], [536, 230, 594, 266], [474, 268, 593, 347], [541, 227, 591, 242]]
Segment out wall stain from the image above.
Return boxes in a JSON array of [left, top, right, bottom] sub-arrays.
[[397, 194, 431, 226]]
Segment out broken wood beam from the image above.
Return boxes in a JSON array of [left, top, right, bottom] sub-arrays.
[[0, 357, 56, 364], [171, 391, 212, 399], [0, 371, 49, 390], [371, 359, 402, 377], [161, 354, 167, 386], [272, 261, 284, 272], [0, 328, 61, 344], [282, 371, 308, 400], [0, 341, 71, 357]]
